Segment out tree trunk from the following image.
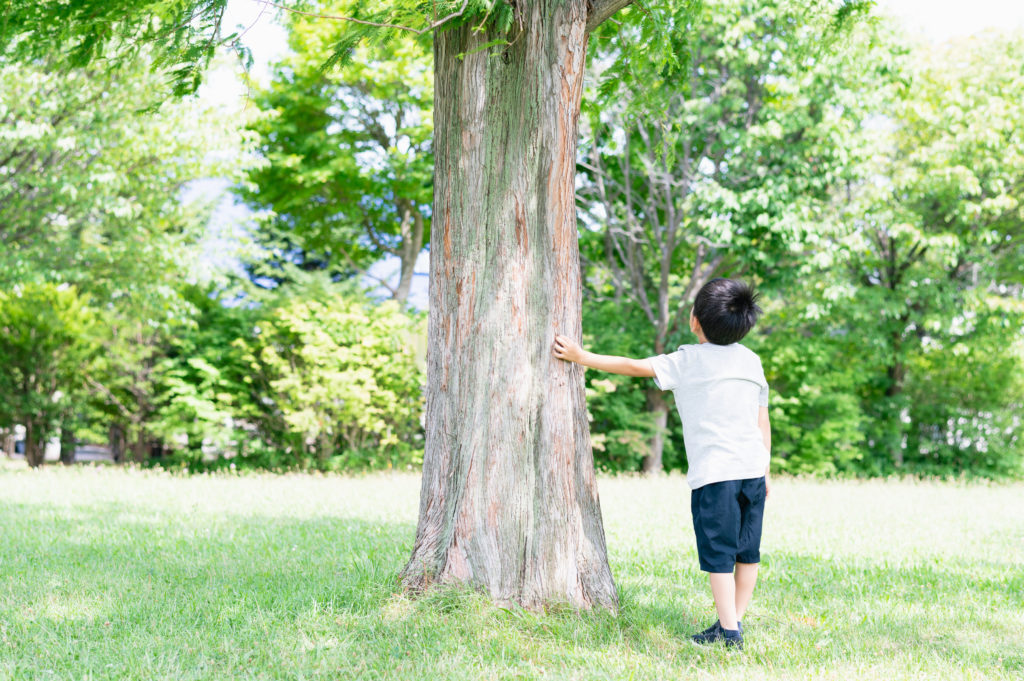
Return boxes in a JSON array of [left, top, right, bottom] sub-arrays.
[[1, 428, 15, 458], [642, 388, 669, 475], [109, 423, 125, 464], [886, 329, 906, 466], [23, 419, 45, 468], [130, 430, 151, 463], [59, 425, 76, 466], [395, 201, 426, 304], [401, 3, 618, 611]]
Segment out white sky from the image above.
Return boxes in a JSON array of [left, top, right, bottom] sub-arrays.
[[875, 0, 1024, 41]]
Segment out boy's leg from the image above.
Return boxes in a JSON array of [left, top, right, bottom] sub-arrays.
[[709, 572, 739, 630], [734, 476, 767, 625], [734, 562, 759, 622]]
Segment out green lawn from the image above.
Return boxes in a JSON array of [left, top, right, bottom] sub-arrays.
[[1, 463, 1021, 680]]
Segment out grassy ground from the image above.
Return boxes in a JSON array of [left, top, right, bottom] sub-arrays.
[[1, 462, 1021, 680]]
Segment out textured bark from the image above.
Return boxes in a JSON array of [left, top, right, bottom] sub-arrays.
[[401, 2, 618, 610]]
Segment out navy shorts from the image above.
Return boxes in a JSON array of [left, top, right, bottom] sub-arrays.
[[690, 477, 766, 573]]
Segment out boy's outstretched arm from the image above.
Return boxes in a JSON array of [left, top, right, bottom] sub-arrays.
[[552, 334, 656, 377]]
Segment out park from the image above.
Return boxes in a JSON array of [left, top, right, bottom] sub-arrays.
[[1, 0, 1023, 679]]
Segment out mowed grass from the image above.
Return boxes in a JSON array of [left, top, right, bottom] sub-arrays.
[[1, 463, 1022, 681]]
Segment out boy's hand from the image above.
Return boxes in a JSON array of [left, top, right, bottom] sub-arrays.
[[553, 334, 584, 364], [552, 335, 655, 377]]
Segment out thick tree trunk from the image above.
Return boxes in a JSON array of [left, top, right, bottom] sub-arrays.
[[401, 2, 617, 610], [642, 389, 669, 475], [59, 425, 76, 466], [23, 419, 45, 468]]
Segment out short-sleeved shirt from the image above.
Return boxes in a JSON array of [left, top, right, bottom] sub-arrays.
[[649, 343, 769, 490]]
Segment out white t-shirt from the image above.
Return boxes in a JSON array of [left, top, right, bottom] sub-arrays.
[[649, 342, 770, 490]]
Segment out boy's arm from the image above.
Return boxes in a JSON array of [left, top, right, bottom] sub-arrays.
[[552, 335, 656, 378], [758, 405, 772, 497]]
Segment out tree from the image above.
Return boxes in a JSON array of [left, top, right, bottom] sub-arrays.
[[0, 52, 256, 464], [0, 284, 96, 468], [576, 0, 881, 472], [826, 33, 1024, 472], [241, 17, 433, 304], [396, 0, 661, 611], [749, 31, 1024, 478], [237, 274, 426, 468]]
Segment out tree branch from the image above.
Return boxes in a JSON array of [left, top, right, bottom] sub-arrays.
[[255, 0, 470, 36], [587, 0, 634, 33]]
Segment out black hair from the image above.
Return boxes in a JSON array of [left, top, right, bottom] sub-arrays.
[[692, 278, 762, 345]]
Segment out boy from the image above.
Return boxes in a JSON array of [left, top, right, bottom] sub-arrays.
[[553, 278, 770, 650]]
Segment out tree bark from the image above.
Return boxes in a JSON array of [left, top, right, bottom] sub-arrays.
[[130, 431, 150, 463], [395, 200, 426, 304], [1, 428, 15, 458], [401, 2, 618, 611], [23, 419, 45, 468], [109, 423, 125, 464], [59, 425, 76, 466]]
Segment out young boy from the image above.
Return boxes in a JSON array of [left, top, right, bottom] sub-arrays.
[[553, 278, 771, 650]]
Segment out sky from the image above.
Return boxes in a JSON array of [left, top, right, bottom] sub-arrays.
[[875, 0, 1024, 41], [196, 0, 1024, 308]]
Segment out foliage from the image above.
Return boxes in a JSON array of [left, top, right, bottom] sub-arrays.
[[235, 275, 426, 470], [239, 6, 432, 301], [146, 275, 426, 472], [0, 0, 233, 95], [0, 55, 251, 294], [0, 51, 258, 464], [146, 283, 260, 465], [787, 33, 1024, 477], [576, 0, 888, 472], [0, 1, 568, 96], [0, 284, 97, 466]]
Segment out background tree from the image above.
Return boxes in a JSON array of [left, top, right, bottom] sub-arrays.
[[576, 0, 882, 473], [237, 273, 426, 468], [240, 14, 433, 303], [0, 284, 96, 468], [0, 53, 256, 463], [752, 31, 1024, 477], [828, 33, 1024, 473]]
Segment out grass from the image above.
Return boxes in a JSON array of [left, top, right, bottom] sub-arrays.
[[1, 462, 1022, 680]]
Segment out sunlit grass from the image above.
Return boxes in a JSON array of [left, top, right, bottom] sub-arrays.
[[1, 462, 1021, 680]]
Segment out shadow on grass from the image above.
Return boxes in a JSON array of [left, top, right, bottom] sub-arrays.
[[1, 500, 1021, 679]]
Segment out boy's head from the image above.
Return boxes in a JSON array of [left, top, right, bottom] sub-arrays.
[[691, 278, 762, 345]]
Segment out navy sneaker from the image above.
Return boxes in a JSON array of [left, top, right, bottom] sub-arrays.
[[690, 620, 724, 644], [723, 627, 743, 649], [691, 620, 744, 648]]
